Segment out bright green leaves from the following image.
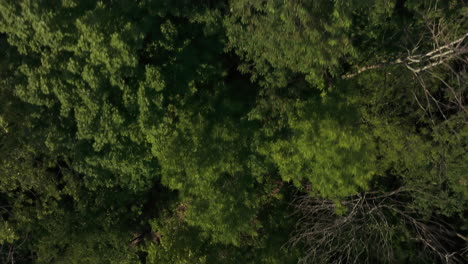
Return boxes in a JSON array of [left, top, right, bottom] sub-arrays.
[[0, 221, 17, 244], [225, 0, 408, 89], [225, 0, 355, 88], [137, 65, 165, 136], [147, 215, 210, 264], [1, 0, 267, 258], [146, 195, 299, 264], [148, 106, 267, 244], [0, 0, 158, 192], [263, 96, 375, 197], [0, 0, 466, 263], [143, 66, 165, 92], [74, 9, 142, 77]]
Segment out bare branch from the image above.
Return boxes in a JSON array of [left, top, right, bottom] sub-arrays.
[[342, 32, 468, 79], [289, 188, 467, 264]]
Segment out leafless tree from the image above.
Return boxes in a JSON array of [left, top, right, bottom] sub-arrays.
[[343, 4, 467, 127], [408, 17, 468, 124], [288, 188, 467, 264]]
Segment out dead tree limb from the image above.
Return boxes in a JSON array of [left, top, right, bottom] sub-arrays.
[[342, 32, 467, 79], [288, 188, 467, 264]]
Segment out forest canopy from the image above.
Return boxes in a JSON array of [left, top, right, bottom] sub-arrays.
[[0, 0, 467, 263]]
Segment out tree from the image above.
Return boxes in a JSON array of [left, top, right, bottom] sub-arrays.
[[0, 0, 466, 263]]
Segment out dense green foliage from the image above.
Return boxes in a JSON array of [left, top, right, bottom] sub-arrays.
[[0, 0, 466, 263]]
